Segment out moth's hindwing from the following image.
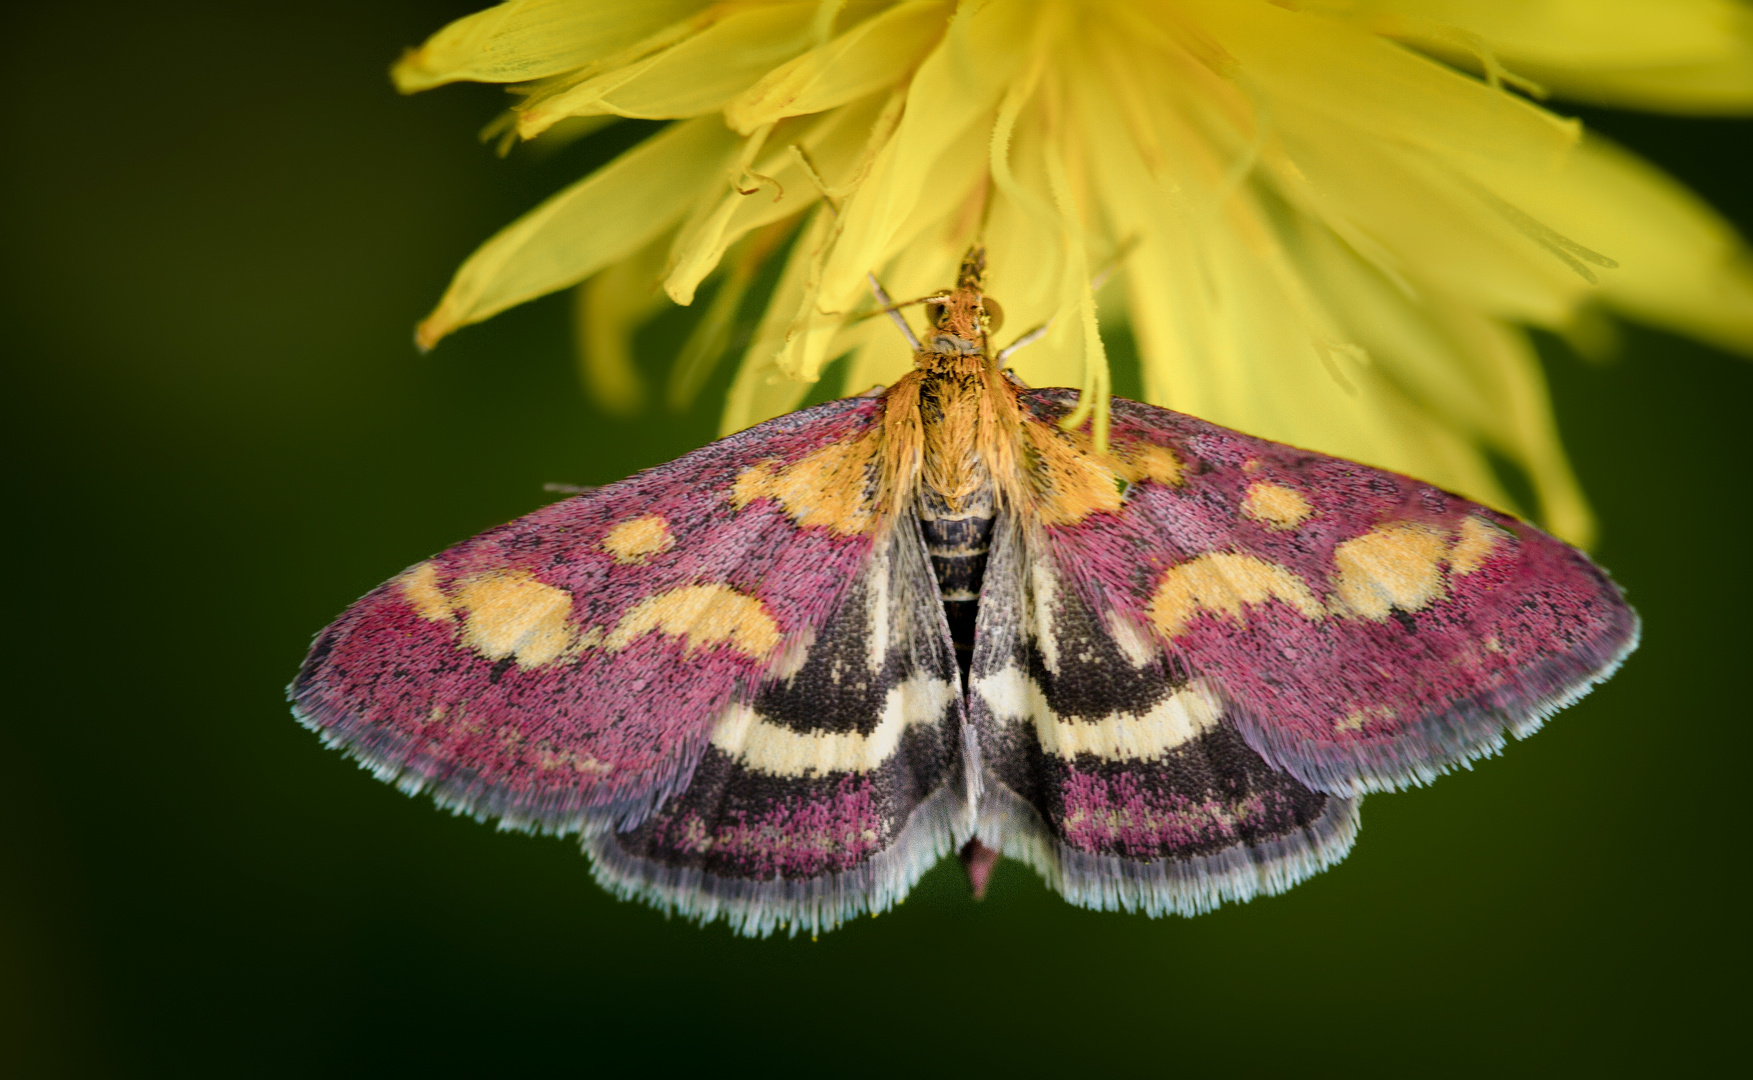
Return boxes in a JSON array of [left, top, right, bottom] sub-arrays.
[[969, 511, 1360, 916], [291, 396, 892, 842], [1019, 389, 1641, 798], [590, 512, 967, 937]]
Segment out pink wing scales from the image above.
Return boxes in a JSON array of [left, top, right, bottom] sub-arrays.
[[586, 512, 969, 937], [1021, 389, 1640, 797], [291, 396, 885, 835]]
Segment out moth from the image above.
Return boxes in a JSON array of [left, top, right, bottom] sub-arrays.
[[292, 246, 1638, 937]]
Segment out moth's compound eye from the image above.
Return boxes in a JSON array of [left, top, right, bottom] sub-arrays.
[[981, 298, 1005, 333], [925, 302, 946, 328]]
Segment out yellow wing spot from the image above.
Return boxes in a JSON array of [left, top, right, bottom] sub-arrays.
[[423, 703, 478, 735], [1023, 424, 1187, 526], [1330, 523, 1450, 620], [452, 569, 578, 668], [602, 514, 675, 564], [1241, 482, 1314, 530], [1147, 553, 1324, 639], [1026, 428, 1124, 526], [1450, 515, 1510, 575], [1117, 442, 1184, 488], [605, 584, 781, 660], [729, 432, 879, 536], [533, 742, 613, 776], [399, 562, 455, 622], [1334, 705, 1395, 733]]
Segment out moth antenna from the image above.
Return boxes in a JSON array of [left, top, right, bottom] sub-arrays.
[[996, 322, 1051, 363], [867, 273, 924, 351], [1089, 234, 1141, 291], [995, 236, 1141, 362], [850, 293, 952, 322], [541, 482, 598, 495]]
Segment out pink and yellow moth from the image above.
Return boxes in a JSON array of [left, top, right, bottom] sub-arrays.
[[292, 247, 1638, 937]]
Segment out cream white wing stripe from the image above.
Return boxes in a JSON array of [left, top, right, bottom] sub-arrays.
[[709, 673, 956, 778], [973, 664, 1225, 762]]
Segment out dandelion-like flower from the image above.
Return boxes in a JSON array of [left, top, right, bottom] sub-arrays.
[[397, 0, 1753, 545]]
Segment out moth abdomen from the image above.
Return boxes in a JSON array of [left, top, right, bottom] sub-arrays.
[[919, 486, 998, 682]]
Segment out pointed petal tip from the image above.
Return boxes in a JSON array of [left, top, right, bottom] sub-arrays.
[[390, 48, 443, 95], [413, 316, 447, 354]]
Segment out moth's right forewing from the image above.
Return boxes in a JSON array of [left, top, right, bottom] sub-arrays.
[[1025, 390, 1638, 798]]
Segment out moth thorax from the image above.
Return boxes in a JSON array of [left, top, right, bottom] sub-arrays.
[[918, 480, 996, 525], [919, 368, 994, 508]]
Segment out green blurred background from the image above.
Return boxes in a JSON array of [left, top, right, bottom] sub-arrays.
[[6, 3, 1751, 1075]]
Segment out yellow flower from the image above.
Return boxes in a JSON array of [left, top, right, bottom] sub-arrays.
[[395, 0, 1753, 546]]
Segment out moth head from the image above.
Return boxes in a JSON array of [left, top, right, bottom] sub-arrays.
[[925, 247, 1006, 358], [926, 297, 1004, 332], [906, 245, 1005, 362], [925, 289, 988, 356]]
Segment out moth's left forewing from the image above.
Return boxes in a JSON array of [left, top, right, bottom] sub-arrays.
[[291, 398, 891, 838], [1024, 390, 1640, 799]]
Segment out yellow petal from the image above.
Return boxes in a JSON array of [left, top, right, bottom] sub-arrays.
[[391, 0, 709, 93], [416, 117, 738, 350], [1076, 27, 1289, 426], [777, 122, 991, 384], [1367, 0, 1753, 112], [1204, 8, 1624, 330], [1185, 0, 1580, 171], [1288, 220, 1594, 543], [986, 195, 1081, 391], [721, 208, 832, 434], [1475, 131, 1753, 354], [667, 217, 797, 411], [1264, 106, 1598, 327], [575, 233, 673, 414], [1076, 31, 1562, 538], [517, 2, 821, 134], [1039, 86, 1110, 448], [791, 1, 1034, 381], [985, 49, 1083, 394], [665, 92, 892, 305], [724, 0, 951, 134]]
